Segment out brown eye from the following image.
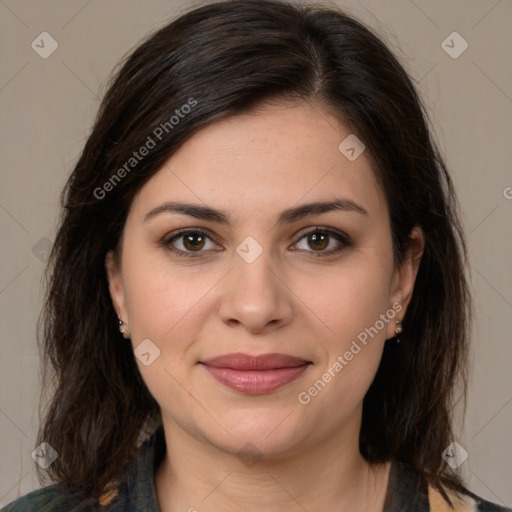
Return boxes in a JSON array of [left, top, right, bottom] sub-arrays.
[[182, 232, 206, 251], [164, 229, 218, 258], [163, 227, 351, 260], [306, 231, 329, 251], [293, 228, 352, 257]]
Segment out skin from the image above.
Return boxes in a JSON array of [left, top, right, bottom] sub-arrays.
[[106, 100, 424, 512]]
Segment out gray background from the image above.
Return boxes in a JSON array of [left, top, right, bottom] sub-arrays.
[[1, 0, 511, 507]]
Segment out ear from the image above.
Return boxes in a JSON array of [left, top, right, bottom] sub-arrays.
[[105, 250, 128, 322], [386, 226, 424, 339]]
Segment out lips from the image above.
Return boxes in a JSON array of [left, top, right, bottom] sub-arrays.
[[200, 352, 312, 394]]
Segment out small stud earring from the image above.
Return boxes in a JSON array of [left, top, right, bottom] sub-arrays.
[[395, 320, 403, 343], [118, 315, 130, 339]]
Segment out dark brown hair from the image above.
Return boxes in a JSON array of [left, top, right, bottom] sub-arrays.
[[36, 0, 470, 507]]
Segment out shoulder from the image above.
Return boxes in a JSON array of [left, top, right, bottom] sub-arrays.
[[464, 489, 512, 512], [428, 483, 512, 512], [1, 425, 164, 512], [2, 483, 70, 511], [388, 460, 511, 512], [0, 483, 111, 512]]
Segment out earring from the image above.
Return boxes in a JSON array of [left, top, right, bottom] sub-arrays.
[[395, 320, 403, 343], [118, 315, 130, 339]]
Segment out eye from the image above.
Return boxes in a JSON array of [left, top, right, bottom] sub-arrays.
[[162, 227, 352, 259], [292, 227, 352, 257], [163, 229, 219, 258]]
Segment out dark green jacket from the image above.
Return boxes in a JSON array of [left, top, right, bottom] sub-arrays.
[[2, 427, 511, 511]]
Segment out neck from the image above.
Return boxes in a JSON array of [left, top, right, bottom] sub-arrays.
[[155, 412, 391, 512]]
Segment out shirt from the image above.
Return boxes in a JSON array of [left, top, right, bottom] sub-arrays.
[[2, 426, 511, 511]]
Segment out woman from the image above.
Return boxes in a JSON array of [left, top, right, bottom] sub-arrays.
[[3, 1, 510, 511]]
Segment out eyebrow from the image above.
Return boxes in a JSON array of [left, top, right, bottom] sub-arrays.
[[144, 198, 368, 226]]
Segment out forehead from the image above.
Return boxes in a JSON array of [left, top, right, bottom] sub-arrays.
[[129, 101, 387, 223]]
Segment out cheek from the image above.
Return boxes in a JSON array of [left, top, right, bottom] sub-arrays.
[[296, 256, 393, 408], [121, 263, 209, 412], [301, 257, 393, 343], [122, 255, 221, 359], [123, 272, 176, 340]]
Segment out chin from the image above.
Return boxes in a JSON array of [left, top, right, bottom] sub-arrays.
[[199, 413, 309, 461]]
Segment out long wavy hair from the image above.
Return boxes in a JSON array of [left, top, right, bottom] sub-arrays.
[[36, 0, 470, 506]]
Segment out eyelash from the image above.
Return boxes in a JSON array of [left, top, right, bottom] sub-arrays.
[[162, 227, 353, 260]]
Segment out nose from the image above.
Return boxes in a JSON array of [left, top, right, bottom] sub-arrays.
[[217, 247, 294, 334]]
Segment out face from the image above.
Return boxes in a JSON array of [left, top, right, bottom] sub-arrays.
[[106, 101, 422, 460]]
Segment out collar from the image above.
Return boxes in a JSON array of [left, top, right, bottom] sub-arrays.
[[383, 458, 430, 511], [112, 427, 439, 512]]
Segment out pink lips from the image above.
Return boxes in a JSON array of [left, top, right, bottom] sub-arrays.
[[200, 353, 311, 395]]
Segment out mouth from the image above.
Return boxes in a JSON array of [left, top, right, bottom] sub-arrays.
[[199, 352, 312, 395]]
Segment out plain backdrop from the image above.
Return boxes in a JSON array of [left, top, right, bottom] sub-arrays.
[[1, 0, 511, 508]]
